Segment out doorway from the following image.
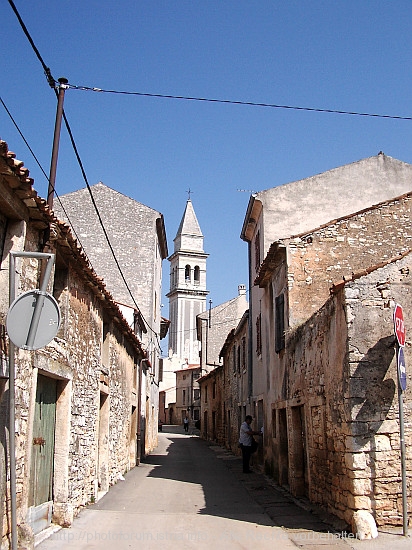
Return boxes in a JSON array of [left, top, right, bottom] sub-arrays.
[[28, 374, 57, 534], [290, 405, 308, 497], [278, 408, 289, 487]]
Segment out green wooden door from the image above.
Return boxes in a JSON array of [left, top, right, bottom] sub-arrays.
[[29, 375, 57, 507]]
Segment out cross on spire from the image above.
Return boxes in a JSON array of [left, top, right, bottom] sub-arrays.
[[187, 188, 193, 200]]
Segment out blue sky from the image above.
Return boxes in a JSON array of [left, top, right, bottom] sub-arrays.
[[2, 1, 412, 317]]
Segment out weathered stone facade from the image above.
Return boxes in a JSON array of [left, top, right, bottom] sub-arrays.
[[196, 285, 248, 374], [285, 193, 412, 326], [267, 255, 412, 531], [198, 365, 224, 442], [240, 154, 412, 536], [0, 141, 145, 548], [54, 182, 168, 457], [205, 310, 250, 452], [175, 365, 201, 426]]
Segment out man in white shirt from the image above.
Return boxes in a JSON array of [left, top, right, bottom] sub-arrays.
[[239, 415, 260, 473]]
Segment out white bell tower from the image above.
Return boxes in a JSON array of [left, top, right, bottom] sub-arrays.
[[167, 199, 209, 363]]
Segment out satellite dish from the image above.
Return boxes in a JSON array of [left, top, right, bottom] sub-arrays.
[[6, 290, 61, 350]]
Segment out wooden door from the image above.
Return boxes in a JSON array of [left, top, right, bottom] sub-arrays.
[[29, 375, 57, 507]]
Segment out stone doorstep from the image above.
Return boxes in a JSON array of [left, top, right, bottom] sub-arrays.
[[34, 524, 61, 547]]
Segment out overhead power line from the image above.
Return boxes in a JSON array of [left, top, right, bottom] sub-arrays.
[[7, 0, 161, 351], [0, 96, 93, 262], [7, 0, 55, 88], [68, 83, 412, 122]]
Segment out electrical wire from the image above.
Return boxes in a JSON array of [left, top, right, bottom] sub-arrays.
[[68, 83, 412, 122], [7, 0, 162, 353], [60, 119, 163, 353], [7, 0, 55, 88], [0, 95, 93, 265]]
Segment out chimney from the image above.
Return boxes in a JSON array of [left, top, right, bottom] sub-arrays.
[[238, 284, 246, 296]]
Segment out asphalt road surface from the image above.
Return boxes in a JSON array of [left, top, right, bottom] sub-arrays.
[[36, 426, 411, 550]]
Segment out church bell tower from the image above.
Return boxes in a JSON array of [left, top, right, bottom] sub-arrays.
[[166, 198, 209, 363]]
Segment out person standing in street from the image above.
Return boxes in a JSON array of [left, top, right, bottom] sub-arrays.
[[183, 416, 189, 433], [239, 415, 261, 473]]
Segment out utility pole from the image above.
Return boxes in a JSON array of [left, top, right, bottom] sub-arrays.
[[47, 77, 68, 210]]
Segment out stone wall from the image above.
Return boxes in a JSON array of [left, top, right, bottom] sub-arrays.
[[0, 143, 144, 547], [286, 194, 412, 327], [281, 254, 411, 530], [343, 255, 412, 527], [199, 366, 224, 443]]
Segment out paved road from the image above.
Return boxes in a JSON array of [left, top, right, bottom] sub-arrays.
[[37, 426, 411, 550]]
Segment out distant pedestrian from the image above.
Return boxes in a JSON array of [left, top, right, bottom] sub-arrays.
[[183, 416, 189, 433], [239, 415, 261, 473]]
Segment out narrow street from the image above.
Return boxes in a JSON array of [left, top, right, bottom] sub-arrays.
[[36, 426, 410, 550]]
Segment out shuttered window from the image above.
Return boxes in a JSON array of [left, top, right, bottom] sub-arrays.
[[275, 293, 285, 353]]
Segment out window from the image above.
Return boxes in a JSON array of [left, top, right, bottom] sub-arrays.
[[212, 381, 216, 399], [183, 389, 186, 405], [204, 385, 208, 403], [194, 389, 200, 400], [241, 337, 246, 371], [194, 266, 200, 284], [272, 409, 277, 438], [254, 231, 261, 272], [102, 320, 110, 369], [232, 345, 236, 372], [185, 265, 191, 282], [256, 314, 262, 356], [275, 294, 285, 353], [237, 345, 241, 373]]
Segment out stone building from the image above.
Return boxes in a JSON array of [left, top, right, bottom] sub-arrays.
[[196, 285, 248, 375], [175, 365, 201, 426], [240, 153, 412, 535], [199, 306, 252, 448], [198, 365, 223, 442], [217, 310, 250, 453], [0, 141, 146, 547], [161, 199, 208, 424], [54, 182, 168, 456]]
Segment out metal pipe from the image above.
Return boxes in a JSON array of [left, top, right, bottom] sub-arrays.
[[24, 254, 54, 349], [398, 371, 408, 535], [8, 254, 17, 550], [47, 77, 68, 209]]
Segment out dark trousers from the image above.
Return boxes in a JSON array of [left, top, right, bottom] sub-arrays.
[[240, 444, 252, 472]]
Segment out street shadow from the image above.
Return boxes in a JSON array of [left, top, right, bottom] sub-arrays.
[[350, 335, 396, 432], [349, 335, 397, 528], [143, 427, 274, 526]]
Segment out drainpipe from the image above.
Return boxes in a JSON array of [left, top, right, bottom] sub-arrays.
[[247, 241, 253, 400]]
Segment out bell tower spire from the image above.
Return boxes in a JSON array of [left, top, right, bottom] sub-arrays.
[[167, 198, 209, 362]]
